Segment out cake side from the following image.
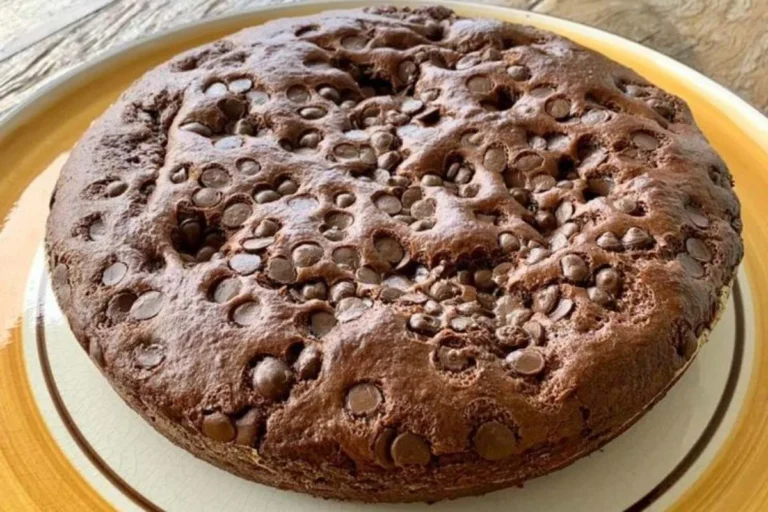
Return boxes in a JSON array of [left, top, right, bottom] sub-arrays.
[[45, 5, 743, 502]]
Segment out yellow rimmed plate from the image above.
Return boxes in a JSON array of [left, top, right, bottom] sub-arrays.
[[1, 1, 767, 510]]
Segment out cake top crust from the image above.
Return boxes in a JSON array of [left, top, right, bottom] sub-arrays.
[[46, 5, 742, 473]]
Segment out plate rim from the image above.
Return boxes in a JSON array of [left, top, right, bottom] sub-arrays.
[[1, 1, 766, 511]]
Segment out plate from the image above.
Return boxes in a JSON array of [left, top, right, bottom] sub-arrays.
[[1, 2, 767, 510]]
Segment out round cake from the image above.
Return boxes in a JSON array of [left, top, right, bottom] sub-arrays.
[[45, 5, 743, 503]]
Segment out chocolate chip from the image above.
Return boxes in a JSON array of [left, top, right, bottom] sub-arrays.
[[523, 320, 545, 344], [234, 409, 261, 446], [230, 254, 261, 275], [483, 145, 507, 173], [229, 78, 253, 93], [250, 221, 275, 238], [546, 97, 571, 119], [594, 268, 620, 297], [335, 192, 356, 208], [622, 227, 653, 249], [596, 232, 622, 251], [102, 262, 128, 286], [514, 152, 544, 172], [421, 174, 443, 187], [255, 190, 280, 204], [408, 313, 440, 334], [301, 282, 327, 301], [398, 60, 418, 83], [135, 343, 165, 370], [104, 180, 128, 197], [373, 428, 396, 466], [212, 277, 241, 303], [449, 316, 473, 332], [467, 75, 493, 93], [295, 346, 322, 379], [336, 297, 370, 322], [582, 108, 610, 124], [506, 65, 530, 81], [506, 348, 546, 376], [685, 237, 712, 262], [391, 432, 431, 466], [202, 412, 236, 442], [240, 235, 273, 253], [196, 246, 216, 262], [400, 188, 422, 210], [332, 247, 359, 269], [429, 280, 459, 301], [378, 151, 401, 170], [374, 236, 404, 264], [267, 257, 297, 283], [130, 291, 163, 320], [299, 131, 322, 149], [180, 122, 212, 136], [290, 243, 322, 268], [276, 179, 298, 196], [424, 300, 443, 316], [588, 287, 613, 306], [346, 383, 383, 416], [549, 298, 574, 322], [287, 85, 310, 103], [232, 301, 260, 326], [614, 197, 638, 215], [499, 232, 520, 253], [222, 202, 252, 228], [237, 158, 261, 176], [334, 143, 359, 159], [471, 269, 493, 291], [686, 204, 710, 228], [299, 106, 326, 120], [310, 311, 337, 337], [475, 421, 517, 461], [401, 98, 424, 115], [632, 131, 659, 150], [678, 253, 705, 278], [526, 247, 551, 264], [193, 188, 222, 208], [531, 174, 556, 193], [170, 166, 188, 184], [317, 85, 340, 103], [375, 194, 402, 215], [355, 266, 380, 285], [532, 285, 560, 314], [253, 357, 294, 400], [370, 131, 395, 153], [326, 282, 354, 305], [411, 199, 436, 220], [561, 254, 589, 283], [204, 82, 228, 97]]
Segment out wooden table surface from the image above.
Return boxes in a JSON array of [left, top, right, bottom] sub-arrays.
[[0, 0, 766, 119]]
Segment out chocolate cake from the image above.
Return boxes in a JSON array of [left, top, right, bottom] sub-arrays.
[[45, 5, 743, 502]]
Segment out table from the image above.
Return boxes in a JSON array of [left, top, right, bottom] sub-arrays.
[[1, 0, 766, 118]]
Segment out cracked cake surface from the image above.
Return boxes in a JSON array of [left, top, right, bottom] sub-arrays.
[[45, 5, 743, 502]]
